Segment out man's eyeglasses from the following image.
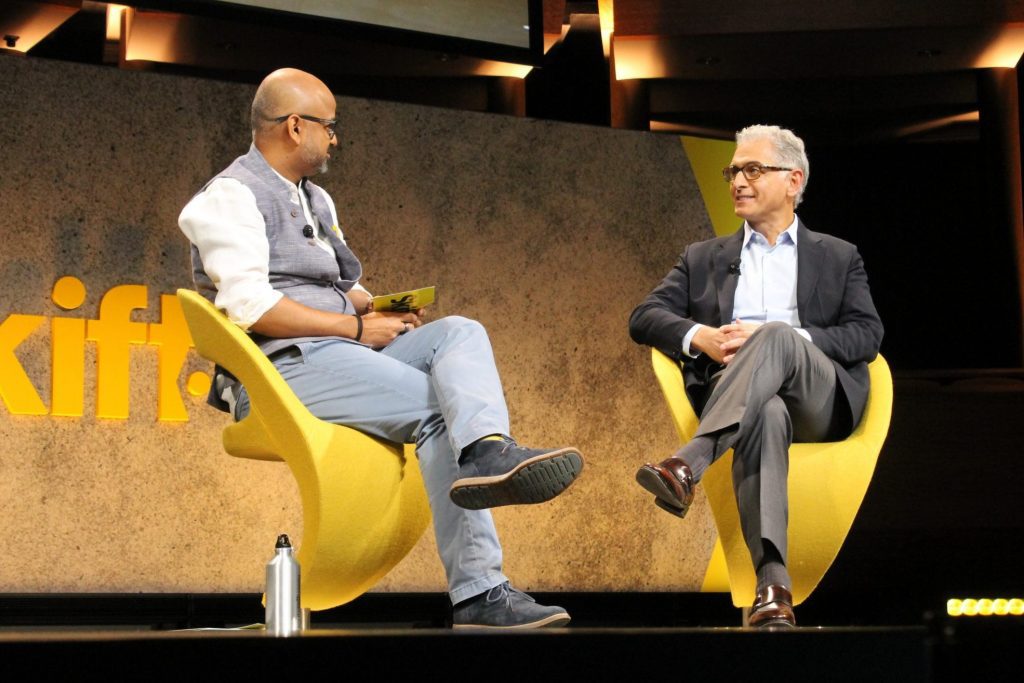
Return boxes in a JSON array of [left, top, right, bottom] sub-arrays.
[[271, 114, 338, 140], [722, 162, 792, 183]]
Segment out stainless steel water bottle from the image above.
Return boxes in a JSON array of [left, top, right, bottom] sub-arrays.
[[265, 533, 302, 636]]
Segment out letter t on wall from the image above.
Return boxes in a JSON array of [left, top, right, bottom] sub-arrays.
[[86, 284, 148, 419]]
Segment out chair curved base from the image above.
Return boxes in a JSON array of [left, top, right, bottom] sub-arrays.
[[294, 435, 431, 611]]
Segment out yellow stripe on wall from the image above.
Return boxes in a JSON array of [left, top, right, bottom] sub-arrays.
[[681, 136, 738, 237], [701, 538, 731, 593], [680, 133, 737, 594]]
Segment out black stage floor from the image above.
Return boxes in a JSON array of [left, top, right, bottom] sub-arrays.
[[0, 593, 1019, 681], [0, 626, 934, 681]]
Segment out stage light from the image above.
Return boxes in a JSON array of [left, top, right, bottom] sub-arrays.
[[612, 37, 667, 80], [0, 2, 78, 53], [105, 4, 127, 41], [947, 597, 1024, 617], [469, 61, 532, 78], [598, 0, 613, 57], [974, 25, 1024, 68]]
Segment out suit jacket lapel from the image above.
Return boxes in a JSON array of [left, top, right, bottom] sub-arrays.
[[796, 221, 824, 320], [714, 228, 744, 325]]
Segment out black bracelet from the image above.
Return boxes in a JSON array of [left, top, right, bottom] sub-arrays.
[[354, 314, 363, 341]]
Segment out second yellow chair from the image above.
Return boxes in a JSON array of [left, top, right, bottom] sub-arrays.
[[650, 348, 893, 607]]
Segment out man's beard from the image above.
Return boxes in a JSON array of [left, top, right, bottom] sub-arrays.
[[302, 143, 329, 175]]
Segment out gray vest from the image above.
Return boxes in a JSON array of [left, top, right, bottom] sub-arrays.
[[190, 144, 363, 358]]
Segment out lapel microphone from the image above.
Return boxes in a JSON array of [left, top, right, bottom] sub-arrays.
[[299, 177, 316, 239], [299, 176, 323, 240], [728, 258, 742, 275]]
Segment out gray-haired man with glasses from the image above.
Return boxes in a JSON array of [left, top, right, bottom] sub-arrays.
[[629, 125, 883, 628]]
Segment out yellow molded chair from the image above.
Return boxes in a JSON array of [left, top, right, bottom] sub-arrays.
[[177, 289, 431, 611], [650, 348, 893, 607]]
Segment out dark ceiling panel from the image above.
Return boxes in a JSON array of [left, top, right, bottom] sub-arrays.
[[5, 0, 1022, 142], [613, 26, 1016, 80], [612, 0, 1024, 36], [119, 9, 533, 79]]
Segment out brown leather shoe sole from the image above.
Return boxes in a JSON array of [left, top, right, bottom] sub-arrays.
[[635, 464, 689, 518], [753, 616, 796, 630]]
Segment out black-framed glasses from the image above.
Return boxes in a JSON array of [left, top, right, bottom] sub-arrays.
[[271, 113, 338, 140], [722, 162, 792, 182]]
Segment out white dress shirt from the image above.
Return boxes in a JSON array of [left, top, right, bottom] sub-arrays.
[[682, 216, 811, 357], [178, 172, 368, 331]]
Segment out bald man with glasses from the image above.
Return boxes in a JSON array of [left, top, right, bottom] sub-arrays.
[[629, 125, 883, 628], [179, 68, 584, 629]]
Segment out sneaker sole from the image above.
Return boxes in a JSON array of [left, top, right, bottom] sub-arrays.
[[452, 612, 571, 630], [449, 448, 584, 510]]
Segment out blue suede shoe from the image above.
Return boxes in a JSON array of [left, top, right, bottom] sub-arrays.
[[449, 437, 584, 510], [452, 582, 570, 630]]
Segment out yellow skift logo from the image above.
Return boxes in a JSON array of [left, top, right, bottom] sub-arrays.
[[0, 277, 211, 422]]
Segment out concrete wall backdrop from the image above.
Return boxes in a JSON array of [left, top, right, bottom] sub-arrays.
[[0, 56, 715, 594]]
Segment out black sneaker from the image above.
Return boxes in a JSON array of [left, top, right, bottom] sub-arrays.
[[449, 437, 584, 510], [452, 582, 570, 629]]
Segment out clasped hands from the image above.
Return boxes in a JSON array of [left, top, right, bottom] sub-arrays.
[[692, 319, 762, 364], [359, 309, 425, 347]]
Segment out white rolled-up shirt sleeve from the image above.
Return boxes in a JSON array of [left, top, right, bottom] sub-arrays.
[[178, 178, 283, 330]]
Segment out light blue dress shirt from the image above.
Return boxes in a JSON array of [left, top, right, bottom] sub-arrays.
[[682, 216, 811, 357]]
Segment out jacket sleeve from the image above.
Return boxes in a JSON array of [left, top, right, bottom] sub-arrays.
[[628, 247, 701, 361], [803, 246, 884, 366]]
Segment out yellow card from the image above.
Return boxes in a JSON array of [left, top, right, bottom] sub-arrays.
[[372, 286, 436, 312]]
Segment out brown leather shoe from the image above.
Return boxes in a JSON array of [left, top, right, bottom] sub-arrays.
[[635, 457, 695, 518], [748, 585, 796, 629]]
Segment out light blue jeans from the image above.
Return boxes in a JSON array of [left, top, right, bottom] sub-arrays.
[[235, 316, 510, 604]]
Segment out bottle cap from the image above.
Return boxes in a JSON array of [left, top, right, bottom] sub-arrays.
[[275, 534, 291, 549]]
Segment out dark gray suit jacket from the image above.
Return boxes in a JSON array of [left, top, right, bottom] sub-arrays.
[[629, 221, 884, 429]]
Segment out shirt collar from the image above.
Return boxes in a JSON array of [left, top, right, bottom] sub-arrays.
[[742, 215, 800, 248], [250, 143, 302, 192], [270, 166, 301, 191]]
